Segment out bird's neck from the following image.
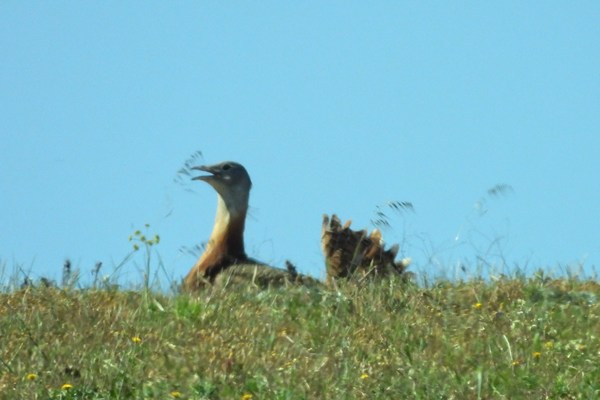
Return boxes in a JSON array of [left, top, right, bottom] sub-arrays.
[[197, 194, 248, 274], [211, 194, 247, 256]]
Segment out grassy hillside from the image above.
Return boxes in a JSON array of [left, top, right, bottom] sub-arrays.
[[1, 275, 599, 399]]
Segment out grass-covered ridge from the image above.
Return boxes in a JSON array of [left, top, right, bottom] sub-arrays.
[[1, 275, 599, 399]]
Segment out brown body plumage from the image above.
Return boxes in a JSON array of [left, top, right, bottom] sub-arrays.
[[183, 161, 317, 291], [321, 214, 411, 284]]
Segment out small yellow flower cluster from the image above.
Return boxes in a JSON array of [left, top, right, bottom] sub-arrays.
[[170, 391, 182, 398], [472, 302, 483, 310], [129, 225, 160, 251], [241, 394, 253, 400], [26, 373, 37, 381], [62, 383, 73, 390], [360, 373, 369, 380], [132, 335, 142, 344], [532, 351, 542, 359]]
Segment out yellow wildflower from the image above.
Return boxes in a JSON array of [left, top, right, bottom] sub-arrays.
[[170, 391, 182, 398], [532, 351, 541, 359], [544, 341, 554, 349], [26, 373, 37, 381], [61, 383, 73, 390], [511, 360, 520, 366], [360, 373, 369, 380], [473, 302, 482, 309], [132, 336, 142, 343], [241, 394, 253, 400]]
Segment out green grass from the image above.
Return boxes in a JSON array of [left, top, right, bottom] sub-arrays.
[[1, 275, 599, 399]]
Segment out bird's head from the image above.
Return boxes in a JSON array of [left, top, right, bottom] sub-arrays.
[[192, 161, 252, 212]]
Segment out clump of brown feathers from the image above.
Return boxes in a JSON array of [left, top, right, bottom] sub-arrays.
[[321, 214, 411, 284]]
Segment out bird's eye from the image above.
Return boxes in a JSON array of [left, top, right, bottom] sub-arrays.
[[222, 163, 231, 171]]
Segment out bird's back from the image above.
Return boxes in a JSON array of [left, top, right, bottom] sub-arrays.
[[213, 262, 320, 288]]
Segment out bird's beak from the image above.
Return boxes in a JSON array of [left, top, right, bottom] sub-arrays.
[[191, 165, 217, 182]]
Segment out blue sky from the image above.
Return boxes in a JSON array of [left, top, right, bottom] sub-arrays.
[[1, 2, 599, 286]]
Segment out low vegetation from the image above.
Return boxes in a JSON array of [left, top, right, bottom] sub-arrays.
[[1, 272, 599, 399]]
